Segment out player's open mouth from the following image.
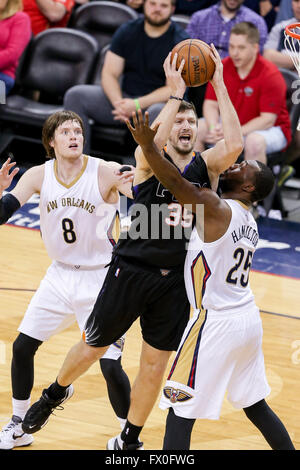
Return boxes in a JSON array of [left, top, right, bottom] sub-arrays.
[[179, 135, 191, 142], [69, 144, 78, 148]]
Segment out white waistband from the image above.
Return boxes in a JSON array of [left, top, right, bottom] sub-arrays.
[[196, 302, 259, 318], [54, 260, 107, 271]]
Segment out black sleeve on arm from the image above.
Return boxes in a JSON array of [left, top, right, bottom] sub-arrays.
[[0, 193, 20, 225]]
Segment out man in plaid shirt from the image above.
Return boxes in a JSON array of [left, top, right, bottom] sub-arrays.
[[186, 0, 268, 58]]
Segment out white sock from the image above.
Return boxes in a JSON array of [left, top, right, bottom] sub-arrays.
[[12, 397, 31, 421], [118, 417, 127, 430]]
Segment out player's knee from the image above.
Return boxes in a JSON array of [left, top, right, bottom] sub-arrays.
[[141, 355, 168, 382], [244, 133, 266, 157], [100, 357, 123, 384], [243, 399, 267, 422], [12, 333, 42, 362], [81, 342, 105, 364]]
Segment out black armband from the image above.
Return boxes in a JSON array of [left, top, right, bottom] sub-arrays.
[[169, 95, 184, 101], [0, 193, 20, 225], [119, 166, 132, 173]]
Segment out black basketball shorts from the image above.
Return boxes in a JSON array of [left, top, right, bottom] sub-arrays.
[[83, 255, 190, 351]]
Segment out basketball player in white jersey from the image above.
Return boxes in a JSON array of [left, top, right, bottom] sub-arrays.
[[0, 110, 134, 450], [126, 110, 295, 450]]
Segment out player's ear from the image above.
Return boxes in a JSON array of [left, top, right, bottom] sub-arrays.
[[241, 182, 255, 194], [49, 138, 54, 149]]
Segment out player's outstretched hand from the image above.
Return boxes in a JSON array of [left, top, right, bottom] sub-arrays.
[[164, 52, 186, 97], [0, 157, 19, 195], [126, 110, 160, 148], [114, 164, 135, 184]]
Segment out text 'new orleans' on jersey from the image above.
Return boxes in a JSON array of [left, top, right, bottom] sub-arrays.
[[115, 151, 211, 269], [39, 155, 120, 267]]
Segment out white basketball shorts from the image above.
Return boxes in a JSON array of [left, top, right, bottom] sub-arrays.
[[159, 305, 270, 419], [18, 260, 124, 360]]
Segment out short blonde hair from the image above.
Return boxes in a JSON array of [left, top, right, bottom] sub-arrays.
[[230, 22, 260, 45], [0, 0, 22, 20]]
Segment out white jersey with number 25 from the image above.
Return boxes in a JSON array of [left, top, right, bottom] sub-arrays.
[[184, 199, 258, 314]]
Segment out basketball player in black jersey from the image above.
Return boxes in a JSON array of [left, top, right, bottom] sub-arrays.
[[22, 46, 244, 450]]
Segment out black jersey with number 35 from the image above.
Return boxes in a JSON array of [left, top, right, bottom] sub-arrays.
[[115, 151, 211, 268]]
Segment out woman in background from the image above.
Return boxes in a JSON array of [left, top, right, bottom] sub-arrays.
[[0, 0, 31, 95]]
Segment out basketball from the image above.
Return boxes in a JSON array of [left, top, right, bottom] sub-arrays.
[[171, 39, 216, 87]]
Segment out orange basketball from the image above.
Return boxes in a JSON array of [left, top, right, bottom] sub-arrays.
[[171, 39, 215, 87]]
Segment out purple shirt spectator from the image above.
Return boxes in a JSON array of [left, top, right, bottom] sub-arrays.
[[186, 1, 268, 58]]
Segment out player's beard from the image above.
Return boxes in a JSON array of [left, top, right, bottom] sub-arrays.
[[173, 142, 194, 156], [144, 13, 171, 27], [219, 175, 240, 194], [167, 133, 195, 156]]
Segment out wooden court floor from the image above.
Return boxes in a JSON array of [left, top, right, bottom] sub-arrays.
[[0, 224, 299, 451]]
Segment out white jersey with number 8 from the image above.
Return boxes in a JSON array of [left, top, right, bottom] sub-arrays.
[[39, 155, 120, 268]]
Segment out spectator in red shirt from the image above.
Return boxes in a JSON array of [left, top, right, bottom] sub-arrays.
[[0, 0, 31, 95], [195, 22, 291, 164], [23, 0, 86, 36]]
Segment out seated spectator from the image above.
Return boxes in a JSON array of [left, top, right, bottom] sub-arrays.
[[174, 0, 218, 16], [195, 22, 291, 165], [23, 0, 87, 35], [64, 0, 189, 153], [186, 0, 268, 118], [275, 0, 293, 24], [244, 0, 280, 31], [0, 0, 31, 95], [264, 0, 300, 70], [186, 0, 268, 58]]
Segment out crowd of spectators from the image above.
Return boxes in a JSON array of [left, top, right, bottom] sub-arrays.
[[0, 0, 299, 187], [64, 0, 189, 153], [195, 21, 291, 166]]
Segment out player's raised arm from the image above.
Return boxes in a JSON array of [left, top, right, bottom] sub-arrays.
[[201, 44, 243, 175], [127, 110, 227, 218], [134, 53, 186, 175]]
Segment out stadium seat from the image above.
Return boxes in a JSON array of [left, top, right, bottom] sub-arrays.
[[88, 44, 135, 162], [171, 14, 190, 30], [263, 68, 300, 217], [0, 28, 99, 157], [67, 1, 139, 161], [69, 1, 138, 51]]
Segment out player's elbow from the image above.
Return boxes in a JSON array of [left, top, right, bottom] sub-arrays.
[[234, 139, 244, 155], [227, 134, 244, 158]]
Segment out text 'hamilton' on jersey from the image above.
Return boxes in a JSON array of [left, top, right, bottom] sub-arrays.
[[231, 224, 259, 248]]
